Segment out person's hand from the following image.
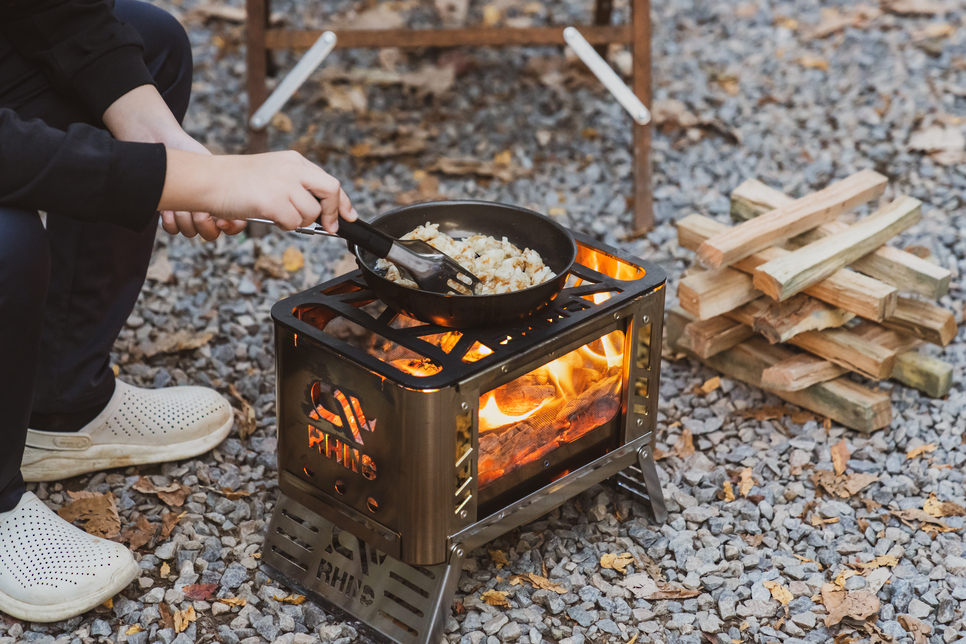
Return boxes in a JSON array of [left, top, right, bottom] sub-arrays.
[[158, 149, 357, 232], [102, 85, 246, 240]]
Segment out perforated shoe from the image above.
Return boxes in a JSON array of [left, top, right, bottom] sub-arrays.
[[21, 379, 233, 482], [0, 492, 139, 622]]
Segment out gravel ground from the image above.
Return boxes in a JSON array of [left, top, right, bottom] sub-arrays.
[[5, 1, 966, 643]]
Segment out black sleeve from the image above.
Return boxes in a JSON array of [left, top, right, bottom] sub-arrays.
[[0, 108, 166, 231], [0, 0, 155, 118]]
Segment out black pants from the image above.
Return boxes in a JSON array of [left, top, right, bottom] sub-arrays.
[[0, 1, 192, 513]]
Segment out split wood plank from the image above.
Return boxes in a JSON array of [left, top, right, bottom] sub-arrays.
[[743, 294, 854, 343], [760, 353, 848, 391], [677, 214, 897, 321], [668, 308, 892, 433], [753, 196, 923, 301], [725, 305, 897, 380], [677, 269, 761, 320], [882, 296, 957, 347], [684, 317, 754, 358], [853, 321, 954, 398], [697, 169, 888, 269], [732, 178, 951, 299]]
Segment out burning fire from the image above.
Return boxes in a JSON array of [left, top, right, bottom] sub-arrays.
[[477, 329, 626, 486]]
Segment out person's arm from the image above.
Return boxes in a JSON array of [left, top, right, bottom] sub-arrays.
[[0, 108, 355, 233], [0, 0, 155, 119], [0, 108, 165, 230]]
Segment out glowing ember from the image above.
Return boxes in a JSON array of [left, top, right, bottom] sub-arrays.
[[391, 358, 442, 377]]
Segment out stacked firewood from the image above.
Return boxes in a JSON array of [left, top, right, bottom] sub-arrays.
[[666, 169, 956, 434]]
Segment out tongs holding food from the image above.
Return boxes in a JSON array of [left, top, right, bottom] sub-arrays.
[[248, 216, 483, 296]]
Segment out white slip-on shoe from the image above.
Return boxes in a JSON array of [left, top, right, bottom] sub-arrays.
[[0, 492, 139, 622], [22, 379, 234, 482]]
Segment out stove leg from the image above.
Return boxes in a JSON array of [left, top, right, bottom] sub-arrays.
[[636, 445, 668, 524], [261, 493, 465, 644]]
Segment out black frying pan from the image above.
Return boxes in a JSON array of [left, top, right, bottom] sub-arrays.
[[350, 200, 577, 328]]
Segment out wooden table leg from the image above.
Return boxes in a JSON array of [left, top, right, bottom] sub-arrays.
[[246, 0, 270, 155], [631, 0, 654, 232], [592, 0, 614, 57]]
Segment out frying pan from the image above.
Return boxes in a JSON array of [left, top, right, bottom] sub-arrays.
[[351, 200, 577, 328]]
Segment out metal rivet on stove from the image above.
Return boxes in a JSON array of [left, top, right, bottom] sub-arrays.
[[501, 366, 508, 373], [459, 510, 467, 519], [614, 313, 620, 320], [637, 418, 643, 426], [641, 450, 648, 458], [642, 315, 649, 324], [455, 547, 465, 557], [543, 459, 550, 468], [461, 402, 468, 411]]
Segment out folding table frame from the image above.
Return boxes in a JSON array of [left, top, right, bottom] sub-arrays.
[[244, 0, 654, 230]]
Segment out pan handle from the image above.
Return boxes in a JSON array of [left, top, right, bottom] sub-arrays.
[[336, 216, 394, 258]]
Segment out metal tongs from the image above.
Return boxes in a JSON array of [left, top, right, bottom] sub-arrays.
[[248, 217, 483, 296]]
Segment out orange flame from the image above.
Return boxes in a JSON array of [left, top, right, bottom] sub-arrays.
[[478, 392, 548, 431]]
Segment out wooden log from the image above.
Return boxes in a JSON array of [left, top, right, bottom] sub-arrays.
[[677, 214, 897, 321], [754, 196, 923, 301], [677, 269, 761, 320], [684, 317, 754, 358], [882, 296, 957, 347], [745, 294, 854, 343], [697, 169, 887, 269], [725, 307, 897, 380], [852, 321, 954, 398], [760, 353, 848, 391], [667, 308, 892, 433], [732, 178, 951, 299]]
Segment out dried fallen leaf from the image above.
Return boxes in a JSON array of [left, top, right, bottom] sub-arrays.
[[509, 572, 567, 594], [908, 125, 966, 165], [58, 491, 121, 539], [120, 515, 157, 550], [282, 246, 305, 272], [906, 443, 938, 460], [811, 470, 879, 498], [493, 150, 513, 166], [161, 511, 185, 539], [274, 594, 307, 605], [886, 508, 958, 533], [482, 4, 501, 25], [271, 113, 293, 132], [622, 573, 701, 600], [699, 376, 721, 395], [834, 569, 858, 587], [923, 493, 966, 518], [254, 254, 287, 279], [797, 55, 829, 71], [898, 614, 932, 644], [159, 602, 174, 631], [488, 549, 509, 568], [126, 624, 143, 635], [221, 596, 247, 607], [831, 439, 849, 476], [883, 0, 955, 15], [601, 552, 635, 574], [847, 555, 898, 572], [429, 157, 527, 182], [656, 428, 695, 461], [133, 476, 181, 495], [160, 562, 171, 577], [763, 580, 792, 605], [723, 481, 736, 502], [480, 589, 509, 607], [821, 584, 880, 626], [157, 484, 190, 508], [228, 383, 257, 440], [146, 252, 174, 283], [738, 468, 755, 497], [141, 329, 214, 359], [173, 605, 197, 633]]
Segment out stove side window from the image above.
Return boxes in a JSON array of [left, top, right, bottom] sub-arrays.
[[477, 329, 625, 487]]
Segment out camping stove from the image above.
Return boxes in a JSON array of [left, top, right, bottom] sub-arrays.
[[261, 231, 668, 644]]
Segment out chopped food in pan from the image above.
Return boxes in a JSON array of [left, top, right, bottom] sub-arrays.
[[375, 223, 554, 295]]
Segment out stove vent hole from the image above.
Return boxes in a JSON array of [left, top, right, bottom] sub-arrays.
[[367, 497, 379, 513], [335, 480, 346, 495], [303, 465, 314, 477]]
